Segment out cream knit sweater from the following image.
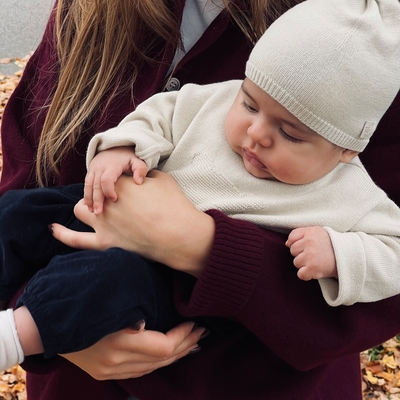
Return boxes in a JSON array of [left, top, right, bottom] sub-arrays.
[[87, 80, 400, 307]]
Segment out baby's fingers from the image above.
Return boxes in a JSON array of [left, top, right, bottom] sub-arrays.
[[83, 172, 96, 212], [297, 266, 314, 281], [92, 182, 107, 215], [131, 158, 149, 185], [286, 227, 306, 248]]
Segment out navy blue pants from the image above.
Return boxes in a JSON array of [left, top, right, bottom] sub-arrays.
[[0, 184, 183, 358]]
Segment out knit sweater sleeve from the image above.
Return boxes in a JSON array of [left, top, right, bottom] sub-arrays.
[[86, 83, 217, 171], [86, 90, 182, 171], [174, 209, 400, 371], [320, 197, 400, 306]]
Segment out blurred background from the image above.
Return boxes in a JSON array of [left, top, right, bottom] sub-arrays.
[[0, 0, 53, 74]]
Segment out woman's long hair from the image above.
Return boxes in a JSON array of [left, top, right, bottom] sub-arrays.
[[36, 0, 304, 186]]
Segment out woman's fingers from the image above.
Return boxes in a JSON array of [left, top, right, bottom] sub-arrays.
[[124, 321, 204, 358], [60, 322, 207, 380], [50, 223, 99, 250], [51, 199, 105, 249]]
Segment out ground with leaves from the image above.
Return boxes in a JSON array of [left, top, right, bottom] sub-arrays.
[[362, 337, 400, 399], [0, 366, 26, 400], [1, 56, 400, 400]]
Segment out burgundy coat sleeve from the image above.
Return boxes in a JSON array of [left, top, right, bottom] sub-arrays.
[[174, 209, 400, 371]]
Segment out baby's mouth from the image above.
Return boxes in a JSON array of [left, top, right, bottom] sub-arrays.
[[242, 149, 267, 170]]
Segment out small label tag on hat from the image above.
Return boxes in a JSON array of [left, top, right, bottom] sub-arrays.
[[360, 122, 377, 139]]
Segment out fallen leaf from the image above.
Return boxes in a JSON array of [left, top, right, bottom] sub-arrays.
[[0, 58, 13, 64]]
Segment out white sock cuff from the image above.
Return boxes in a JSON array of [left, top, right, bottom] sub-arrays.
[[0, 309, 24, 371]]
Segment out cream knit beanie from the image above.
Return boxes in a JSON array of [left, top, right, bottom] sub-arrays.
[[245, 0, 400, 152]]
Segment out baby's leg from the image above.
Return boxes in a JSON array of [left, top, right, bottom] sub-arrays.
[[0, 306, 42, 371], [16, 248, 183, 358], [0, 184, 87, 302]]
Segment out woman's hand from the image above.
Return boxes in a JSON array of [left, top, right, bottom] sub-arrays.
[[51, 171, 215, 278], [60, 321, 206, 380]]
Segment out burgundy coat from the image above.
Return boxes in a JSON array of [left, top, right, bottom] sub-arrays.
[[1, 1, 400, 399]]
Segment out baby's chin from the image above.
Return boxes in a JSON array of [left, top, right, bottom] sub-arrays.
[[243, 161, 277, 181]]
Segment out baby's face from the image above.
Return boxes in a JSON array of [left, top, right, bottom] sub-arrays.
[[225, 79, 357, 184]]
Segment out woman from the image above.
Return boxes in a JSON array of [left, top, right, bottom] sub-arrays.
[[1, 0, 400, 399]]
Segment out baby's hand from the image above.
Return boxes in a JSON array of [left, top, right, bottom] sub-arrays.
[[85, 146, 148, 214], [285, 226, 338, 281]]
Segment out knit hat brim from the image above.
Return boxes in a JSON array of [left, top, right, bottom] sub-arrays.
[[245, 0, 400, 152]]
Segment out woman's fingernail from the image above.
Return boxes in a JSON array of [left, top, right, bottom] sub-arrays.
[[47, 224, 53, 233], [131, 319, 145, 331], [189, 346, 201, 354], [200, 329, 210, 340], [191, 323, 199, 333]]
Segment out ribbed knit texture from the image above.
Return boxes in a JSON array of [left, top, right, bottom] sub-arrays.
[[183, 209, 264, 316], [245, 0, 400, 151]]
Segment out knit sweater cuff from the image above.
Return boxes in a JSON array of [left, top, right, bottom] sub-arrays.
[[177, 210, 264, 318], [318, 228, 366, 306]]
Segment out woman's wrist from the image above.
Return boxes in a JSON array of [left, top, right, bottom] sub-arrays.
[[166, 210, 215, 278]]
